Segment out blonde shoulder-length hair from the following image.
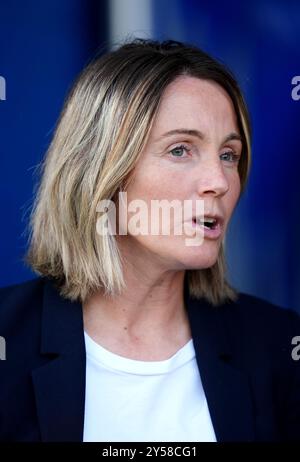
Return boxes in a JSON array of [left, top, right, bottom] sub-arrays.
[[26, 38, 251, 306]]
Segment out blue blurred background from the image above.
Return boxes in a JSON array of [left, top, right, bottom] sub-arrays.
[[0, 0, 299, 313]]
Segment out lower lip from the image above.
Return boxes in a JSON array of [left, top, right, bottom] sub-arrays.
[[191, 220, 222, 240]]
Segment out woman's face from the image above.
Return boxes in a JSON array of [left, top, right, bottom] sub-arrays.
[[118, 75, 242, 271]]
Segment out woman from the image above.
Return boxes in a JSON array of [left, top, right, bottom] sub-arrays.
[[0, 39, 299, 442]]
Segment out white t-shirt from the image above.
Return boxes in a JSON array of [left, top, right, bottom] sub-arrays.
[[83, 332, 217, 442]]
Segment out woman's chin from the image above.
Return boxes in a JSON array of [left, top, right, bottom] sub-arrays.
[[174, 248, 220, 270]]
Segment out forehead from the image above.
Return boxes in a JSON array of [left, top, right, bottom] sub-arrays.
[[151, 75, 239, 137]]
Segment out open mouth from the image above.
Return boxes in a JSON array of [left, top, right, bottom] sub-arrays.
[[192, 217, 218, 230]]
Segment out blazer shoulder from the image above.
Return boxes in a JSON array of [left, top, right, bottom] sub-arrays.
[[0, 277, 45, 333], [225, 292, 300, 351], [235, 292, 300, 326], [0, 277, 44, 298]]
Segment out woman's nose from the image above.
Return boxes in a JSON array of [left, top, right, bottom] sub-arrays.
[[196, 156, 230, 197]]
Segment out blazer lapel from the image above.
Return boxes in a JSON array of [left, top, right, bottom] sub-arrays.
[[32, 279, 86, 442], [184, 281, 255, 442]]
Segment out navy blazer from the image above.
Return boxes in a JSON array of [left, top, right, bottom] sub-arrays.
[[0, 276, 300, 442]]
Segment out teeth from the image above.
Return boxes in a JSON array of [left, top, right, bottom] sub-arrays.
[[205, 218, 216, 223], [197, 217, 216, 224]]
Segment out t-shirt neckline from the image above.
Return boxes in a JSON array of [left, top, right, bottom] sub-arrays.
[[84, 331, 195, 375]]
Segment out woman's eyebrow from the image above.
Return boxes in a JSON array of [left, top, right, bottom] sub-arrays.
[[156, 128, 242, 144]]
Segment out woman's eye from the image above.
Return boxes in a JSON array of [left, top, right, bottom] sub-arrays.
[[220, 151, 240, 163], [169, 145, 189, 158]]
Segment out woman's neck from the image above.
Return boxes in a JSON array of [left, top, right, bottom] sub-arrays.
[[82, 269, 192, 361]]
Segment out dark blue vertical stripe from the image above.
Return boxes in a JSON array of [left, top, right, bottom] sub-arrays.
[[0, 0, 108, 286]]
